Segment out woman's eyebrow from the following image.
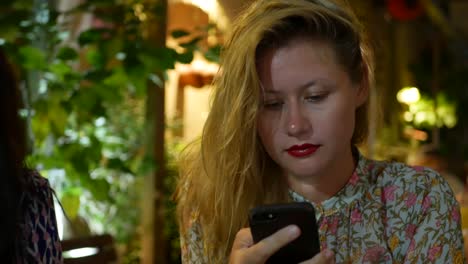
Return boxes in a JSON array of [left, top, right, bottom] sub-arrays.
[[296, 80, 317, 90], [263, 80, 319, 94], [263, 90, 281, 95]]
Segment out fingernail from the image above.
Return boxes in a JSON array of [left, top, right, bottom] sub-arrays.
[[287, 225, 300, 238]]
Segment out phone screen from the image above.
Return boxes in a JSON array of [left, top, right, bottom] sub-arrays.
[[248, 202, 320, 264]]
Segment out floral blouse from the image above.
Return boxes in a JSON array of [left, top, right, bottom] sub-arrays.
[[180, 152, 465, 263], [17, 171, 63, 263]]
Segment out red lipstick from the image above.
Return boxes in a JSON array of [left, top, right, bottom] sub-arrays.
[[286, 144, 320, 158]]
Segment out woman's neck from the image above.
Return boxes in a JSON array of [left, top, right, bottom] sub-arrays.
[[287, 147, 357, 204]]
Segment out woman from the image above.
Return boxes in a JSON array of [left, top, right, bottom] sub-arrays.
[[175, 0, 465, 263], [0, 49, 63, 263]]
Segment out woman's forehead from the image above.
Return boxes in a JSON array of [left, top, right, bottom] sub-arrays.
[[257, 37, 339, 68], [257, 39, 342, 84]]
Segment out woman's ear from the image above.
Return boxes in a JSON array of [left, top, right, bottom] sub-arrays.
[[355, 65, 370, 108], [356, 82, 369, 107]]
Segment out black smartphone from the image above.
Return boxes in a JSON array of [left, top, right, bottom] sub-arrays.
[[248, 202, 320, 264]]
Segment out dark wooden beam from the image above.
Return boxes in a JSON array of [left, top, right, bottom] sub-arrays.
[[142, 0, 168, 263]]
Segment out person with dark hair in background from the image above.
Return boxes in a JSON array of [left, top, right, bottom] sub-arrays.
[[0, 49, 62, 263]]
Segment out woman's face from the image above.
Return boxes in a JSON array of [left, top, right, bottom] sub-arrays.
[[256, 38, 367, 181]]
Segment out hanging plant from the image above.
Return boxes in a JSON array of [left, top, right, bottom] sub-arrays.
[[0, 0, 203, 258]]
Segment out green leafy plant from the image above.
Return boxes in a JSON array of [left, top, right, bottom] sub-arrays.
[[403, 93, 457, 129], [0, 0, 217, 260]]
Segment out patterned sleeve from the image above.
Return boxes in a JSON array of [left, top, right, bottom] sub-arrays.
[[21, 172, 63, 263], [404, 167, 465, 264], [180, 211, 209, 264]]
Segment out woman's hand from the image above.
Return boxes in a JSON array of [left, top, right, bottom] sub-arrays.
[[299, 250, 335, 264], [229, 225, 334, 264]]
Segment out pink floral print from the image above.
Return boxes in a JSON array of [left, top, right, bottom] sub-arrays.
[[180, 151, 465, 263]]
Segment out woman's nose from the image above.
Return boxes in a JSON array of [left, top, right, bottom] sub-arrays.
[[285, 104, 312, 137]]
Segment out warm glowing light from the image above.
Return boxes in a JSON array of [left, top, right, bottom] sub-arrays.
[[403, 111, 413, 122], [404, 127, 428, 141], [444, 115, 457, 128], [182, 0, 217, 18], [180, 0, 228, 29], [63, 247, 99, 258], [133, 3, 147, 21], [415, 112, 432, 124], [397, 87, 421, 105]]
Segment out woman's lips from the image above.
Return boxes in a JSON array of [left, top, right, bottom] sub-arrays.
[[286, 144, 320, 158]]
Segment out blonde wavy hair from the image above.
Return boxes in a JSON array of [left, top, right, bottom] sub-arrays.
[[175, 0, 375, 262]]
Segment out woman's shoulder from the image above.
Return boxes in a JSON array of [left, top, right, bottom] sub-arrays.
[[26, 169, 51, 187], [22, 169, 55, 203], [180, 209, 208, 263], [19, 169, 63, 263], [366, 158, 455, 200], [20, 169, 56, 219], [362, 158, 459, 231]]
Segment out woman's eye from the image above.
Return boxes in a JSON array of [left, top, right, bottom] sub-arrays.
[[305, 93, 328, 102], [263, 101, 283, 109]]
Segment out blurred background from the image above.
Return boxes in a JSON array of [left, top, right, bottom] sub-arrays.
[[1, 0, 467, 263]]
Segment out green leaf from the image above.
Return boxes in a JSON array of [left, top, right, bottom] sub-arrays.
[[70, 87, 107, 120], [85, 135, 103, 162], [48, 103, 68, 136], [86, 48, 106, 69], [49, 61, 73, 82], [11, 0, 34, 9], [204, 45, 222, 63], [139, 47, 177, 71], [70, 151, 90, 174], [61, 188, 82, 219], [78, 28, 111, 46], [176, 51, 194, 64], [83, 70, 112, 83], [101, 37, 123, 60], [107, 158, 133, 174], [126, 64, 148, 96], [56, 46, 78, 61], [103, 68, 128, 87], [31, 114, 51, 143], [86, 178, 111, 201], [83, 69, 112, 82], [94, 83, 123, 104], [0, 27, 19, 44], [89, 96, 107, 117], [137, 155, 158, 176], [0, 11, 30, 41], [171, 30, 190, 39], [180, 37, 202, 50], [18, 45, 47, 70]]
